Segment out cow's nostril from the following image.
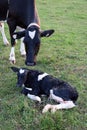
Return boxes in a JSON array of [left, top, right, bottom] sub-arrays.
[[25, 62, 36, 66]]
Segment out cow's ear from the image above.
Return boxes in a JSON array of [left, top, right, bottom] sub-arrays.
[[13, 30, 25, 39], [11, 67, 19, 73], [40, 29, 54, 37]]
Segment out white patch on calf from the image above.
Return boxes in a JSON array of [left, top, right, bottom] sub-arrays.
[[42, 101, 76, 113], [50, 89, 64, 103], [27, 93, 41, 102], [56, 101, 76, 110], [38, 73, 49, 81], [25, 87, 32, 91], [19, 69, 25, 74], [28, 30, 36, 39], [42, 104, 52, 113]]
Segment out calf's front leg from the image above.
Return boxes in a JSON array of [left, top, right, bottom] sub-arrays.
[[27, 93, 41, 102], [9, 46, 16, 64], [21, 87, 41, 102]]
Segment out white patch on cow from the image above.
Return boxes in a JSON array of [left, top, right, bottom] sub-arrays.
[[50, 89, 64, 103], [20, 38, 26, 55], [19, 69, 25, 74], [38, 73, 49, 81], [16, 26, 25, 31], [28, 23, 40, 29], [13, 34, 17, 39], [28, 30, 36, 39], [0, 22, 9, 45], [27, 93, 41, 102], [9, 47, 16, 62], [42, 101, 76, 113]]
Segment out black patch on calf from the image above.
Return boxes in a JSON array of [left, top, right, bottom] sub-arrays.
[[21, 88, 29, 96], [52, 84, 78, 102]]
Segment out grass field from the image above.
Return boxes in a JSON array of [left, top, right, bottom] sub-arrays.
[[0, 0, 87, 129]]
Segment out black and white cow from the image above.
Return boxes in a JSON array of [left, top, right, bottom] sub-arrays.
[[11, 67, 78, 113], [0, 0, 54, 66]]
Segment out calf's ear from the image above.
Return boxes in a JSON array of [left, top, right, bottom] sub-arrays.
[[40, 29, 54, 37], [13, 30, 25, 39], [11, 67, 19, 73]]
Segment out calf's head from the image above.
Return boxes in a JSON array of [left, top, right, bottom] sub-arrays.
[[13, 24, 54, 66], [11, 67, 28, 87]]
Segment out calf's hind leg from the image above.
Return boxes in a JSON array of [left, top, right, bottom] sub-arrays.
[[42, 101, 76, 113]]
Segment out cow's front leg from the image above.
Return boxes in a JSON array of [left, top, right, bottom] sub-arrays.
[[9, 34, 16, 64], [20, 38, 26, 56], [9, 46, 16, 64], [0, 22, 9, 45], [9, 36, 16, 64], [7, 19, 16, 64], [16, 26, 26, 56]]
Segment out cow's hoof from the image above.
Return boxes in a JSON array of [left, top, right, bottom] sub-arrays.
[[21, 54, 26, 57], [10, 60, 16, 64], [4, 42, 9, 46], [20, 49, 26, 56]]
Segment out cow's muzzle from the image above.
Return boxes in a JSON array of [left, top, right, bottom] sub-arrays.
[[25, 61, 36, 66], [25, 55, 36, 66]]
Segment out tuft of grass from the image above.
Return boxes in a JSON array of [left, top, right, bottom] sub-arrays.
[[0, 0, 87, 130]]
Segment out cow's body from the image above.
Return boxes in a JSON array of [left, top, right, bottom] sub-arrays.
[[0, 0, 39, 32], [11, 67, 78, 113], [0, 0, 54, 65], [7, 0, 40, 28], [0, 0, 8, 21]]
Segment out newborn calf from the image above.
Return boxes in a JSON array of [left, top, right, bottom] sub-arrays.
[[11, 67, 78, 113]]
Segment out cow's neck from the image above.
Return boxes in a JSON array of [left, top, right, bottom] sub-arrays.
[[27, 0, 40, 26]]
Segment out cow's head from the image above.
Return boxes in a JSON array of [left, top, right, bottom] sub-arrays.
[[13, 23, 54, 66], [11, 67, 28, 87]]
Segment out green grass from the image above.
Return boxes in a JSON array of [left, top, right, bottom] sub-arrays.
[[0, 0, 87, 129]]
